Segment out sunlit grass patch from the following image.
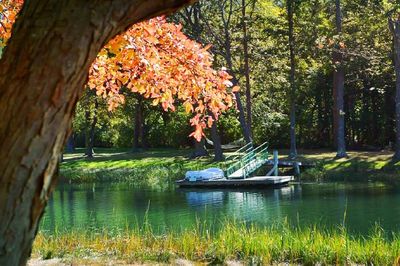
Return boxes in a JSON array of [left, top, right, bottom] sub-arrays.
[[292, 150, 400, 182], [60, 148, 222, 185], [60, 148, 399, 184]]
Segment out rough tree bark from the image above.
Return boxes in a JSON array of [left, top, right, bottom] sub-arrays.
[[140, 114, 148, 150], [241, 0, 252, 136], [219, 0, 252, 144], [191, 138, 209, 158], [65, 134, 75, 153], [0, 1, 194, 265], [132, 96, 143, 151], [287, 0, 297, 159], [210, 112, 223, 161], [234, 91, 252, 144], [389, 16, 400, 162], [84, 106, 91, 155], [85, 98, 98, 158], [333, 0, 348, 158], [178, 3, 224, 156]]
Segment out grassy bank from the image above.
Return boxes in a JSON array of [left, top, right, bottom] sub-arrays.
[[60, 148, 220, 185], [33, 221, 400, 265], [293, 150, 400, 183], [60, 148, 399, 184]]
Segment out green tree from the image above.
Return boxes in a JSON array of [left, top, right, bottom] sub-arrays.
[[0, 1, 195, 264]]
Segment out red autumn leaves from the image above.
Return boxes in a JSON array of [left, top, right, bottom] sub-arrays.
[[88, 17, 236, 140], [0, 0, 22, 47], [1, 2, 237, 141]]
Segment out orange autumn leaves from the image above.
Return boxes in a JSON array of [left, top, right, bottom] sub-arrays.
[[88, 17, 236, 140], [0, 0, 22, 48], [1, 2, 237, 141]]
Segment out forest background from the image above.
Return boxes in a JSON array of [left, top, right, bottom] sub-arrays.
[[58, 0, 400, 162]]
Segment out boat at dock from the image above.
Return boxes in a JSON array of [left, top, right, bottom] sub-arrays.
[[175, 142, 302, 188], [176, 175, 294, 188]]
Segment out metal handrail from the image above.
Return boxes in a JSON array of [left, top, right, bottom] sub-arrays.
[[226, 143, 267, 169], [225, 141, 253, 161], [226, 142, 269, 178], [225, 141, 253, 176], [224, 146, 254, 166], [239, 147, 269, 178], [252, 142, 269, 154]]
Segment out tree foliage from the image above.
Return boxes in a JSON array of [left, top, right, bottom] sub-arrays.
[[0, 1, 237, 141], [2, 0, 400, 152], [0, 0, 21, 48], [88, 16, 238, 141]]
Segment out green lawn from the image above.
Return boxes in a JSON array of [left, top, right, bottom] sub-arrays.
[[289, 149, 400, 182], [61, 147, 399, 184], [60, 148, 222, 184], [62, 148, 216, 170]]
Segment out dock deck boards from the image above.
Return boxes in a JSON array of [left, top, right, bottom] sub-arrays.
[[176, 176, 294, 188]]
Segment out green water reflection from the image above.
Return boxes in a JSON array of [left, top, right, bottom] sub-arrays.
[[41, 182, 400, 235]]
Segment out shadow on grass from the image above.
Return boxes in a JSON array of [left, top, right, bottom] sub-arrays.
[[60, 148, 223, 185], [302, 153, 399, 184], [61, 148, 214, 169]]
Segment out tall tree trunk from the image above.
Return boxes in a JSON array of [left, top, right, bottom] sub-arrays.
[[86, 99, 98, 158], [389, 16, 400, 162], [84, 106, 92, 156], [179, 3, 221, 156], [241, 0, 252, 136], [186, 0, 251, 144], [65, 134, 75, 153], [191, 104, 207, 157], [0, 1, 193, 265], [188, 6, 222, 157], [384, 76, 395, 149], [221, 7, 252, 144], [287, 0, 297, 159], [210, 114, 223, 161], [234, 91, 252, 144], [333, 0, 347, 158], [140, 118, 148, 150], [133, 97, 143, 151], [191, 137, 208, 158]]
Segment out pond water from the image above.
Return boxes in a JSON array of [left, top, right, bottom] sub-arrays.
[[41, 182, 400, 235]]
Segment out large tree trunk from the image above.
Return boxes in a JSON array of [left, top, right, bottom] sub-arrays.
[[86, 99, 98, 158], [0, 1, 194, 265], [65, 134, 75, 153], [210, 115, 223, 161], [221, 7, 252, 144], [181, 0, 251, 144], [191, 137, 209, 158], [179, 3, 222, 158], [287, 0, 297, 159], [389, 17, 400, 162], [84, 107, 91, 155], [140, 118, 148, 150], [132, 97, 143, 151], [333, 0, 347, 158], [241, 0, 252, 137], [234, 91, 252, 144]]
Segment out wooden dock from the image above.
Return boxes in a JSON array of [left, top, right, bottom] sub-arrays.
[[175, 176, 294, 188]]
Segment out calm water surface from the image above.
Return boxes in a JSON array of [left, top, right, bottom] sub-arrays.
[[41, 182, 400, 235]]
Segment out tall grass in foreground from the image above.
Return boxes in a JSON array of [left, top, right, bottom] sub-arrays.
[[33, 221, 400, 265]]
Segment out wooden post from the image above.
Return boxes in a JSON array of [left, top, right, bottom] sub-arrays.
[[273, 150, 279, 176], [294, 162, 300, 175]]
